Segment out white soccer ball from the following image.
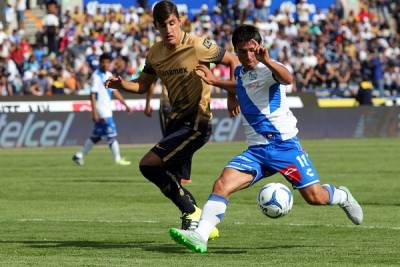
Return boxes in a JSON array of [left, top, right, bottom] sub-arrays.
[[257, 182, 293, 219]]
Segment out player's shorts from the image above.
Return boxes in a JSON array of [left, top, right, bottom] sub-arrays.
[[151, 118, 211, 180], [91, 117, 117, 138], [225, 137, 320, 189]]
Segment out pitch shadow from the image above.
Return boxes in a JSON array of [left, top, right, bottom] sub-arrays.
[[0, 240, 154, 249]]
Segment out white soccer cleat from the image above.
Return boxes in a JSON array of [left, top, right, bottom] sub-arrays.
[[339, 186, 363, 225], [72, 155, 84, 166]]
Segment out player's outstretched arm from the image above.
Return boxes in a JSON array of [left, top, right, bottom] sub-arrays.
[[105, 73, 156, 94], [195, 64, 236, 94], [251, 39, 293, 85]]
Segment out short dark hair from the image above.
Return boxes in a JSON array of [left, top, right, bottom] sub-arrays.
[[153, 1, 179, 26], [232, 25, 262, 49], [99, 53, 112, 62]]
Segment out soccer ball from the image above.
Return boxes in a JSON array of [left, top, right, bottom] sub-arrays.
[[257, 183, 293, 218]]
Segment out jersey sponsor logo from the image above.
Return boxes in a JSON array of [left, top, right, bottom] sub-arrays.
[[202, 38, 212, 49], [159, 67, 188, 76]]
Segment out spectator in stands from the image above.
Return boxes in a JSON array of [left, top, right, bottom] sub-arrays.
[[16, 0, 26, 30], [0, 0, 398, 100], [254, 0, 270, 22], [234, 0, 251, 25], [30, 69, 50, 96], [4, 2, 15, 34], [1, 55, 22, 95], [384, 62, 400, 103], [371, 50, 385, 97], [295, 63, 313, 92], [335, 60, 352, 96], [296, 0, 312, 24], [356, 73, 374, 106], [0, 65, 13, 96], [43, 1, 60, 55], [50, 67, 64, 95], [112, 55, 130, 80]]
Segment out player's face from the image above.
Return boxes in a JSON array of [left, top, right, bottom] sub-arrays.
[[235, 41, 259, 70], [156, 14, 182, 47], [100, 59, 111, 72]]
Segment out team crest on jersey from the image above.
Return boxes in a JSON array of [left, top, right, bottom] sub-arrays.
[[249, 70, 257, 80], [202, 39, 212, 49]]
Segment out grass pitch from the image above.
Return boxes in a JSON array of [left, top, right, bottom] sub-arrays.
[[0, 139, 399, 266]]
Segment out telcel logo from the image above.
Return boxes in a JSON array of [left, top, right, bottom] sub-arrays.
[[0, 114, 74, 147]]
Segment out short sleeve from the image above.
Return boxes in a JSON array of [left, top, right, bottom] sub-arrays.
[[195, 37, 226, 64], [142, 59, 156, 75]]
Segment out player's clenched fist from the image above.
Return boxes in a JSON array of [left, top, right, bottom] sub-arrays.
[[105, 76, 123, 90]]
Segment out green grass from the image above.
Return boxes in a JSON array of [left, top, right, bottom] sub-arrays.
[[0, 139, 400, 266]]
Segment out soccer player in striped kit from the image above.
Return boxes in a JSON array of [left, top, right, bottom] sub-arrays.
[[169, 24, 363, 253]]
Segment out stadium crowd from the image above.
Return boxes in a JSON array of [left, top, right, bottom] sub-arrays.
[[0, 0, 399, 101]]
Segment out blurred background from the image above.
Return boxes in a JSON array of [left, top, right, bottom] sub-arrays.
[[0, 0, 399, 147]]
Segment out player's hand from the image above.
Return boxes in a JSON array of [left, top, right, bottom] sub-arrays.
[[126, 105, 133, 113], [105, 76, 123, 90], [195, 64, 215, 85], [92, 113, 99, 123], [227, 93, 240, 118], [144, 105, 153, 117], [251, 39, 271, 65]]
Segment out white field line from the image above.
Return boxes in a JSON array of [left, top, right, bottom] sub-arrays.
[[1, 218, 399, 231]]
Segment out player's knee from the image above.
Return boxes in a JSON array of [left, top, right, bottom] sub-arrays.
[[139, 165, 164, 189], [212, 177, 230, 197], [139, 164, 154, 180], [106, 137, 116, 146]]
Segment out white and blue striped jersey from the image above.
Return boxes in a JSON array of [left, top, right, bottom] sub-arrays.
[[91, 69, 114, 119], [235, 62, 298, 146]]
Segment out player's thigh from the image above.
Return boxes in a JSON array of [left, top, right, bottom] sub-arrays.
[[171, 156, 192, 180], [226, 146, 275, 186], [140, 150, 164, 167], [213, 167, 254, 197], [151, 125, 211, 167]]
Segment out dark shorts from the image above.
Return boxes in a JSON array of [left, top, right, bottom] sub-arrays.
[[151, 118, 211, 180]]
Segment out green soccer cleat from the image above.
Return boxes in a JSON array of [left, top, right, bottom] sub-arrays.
[[339, 186, 363, 225], [169, 228, 208, 253], [181, 206, 219, 240], [115, 158, 131, 166]]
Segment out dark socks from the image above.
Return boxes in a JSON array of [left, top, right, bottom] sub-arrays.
[[139, 165, 196, 214]]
